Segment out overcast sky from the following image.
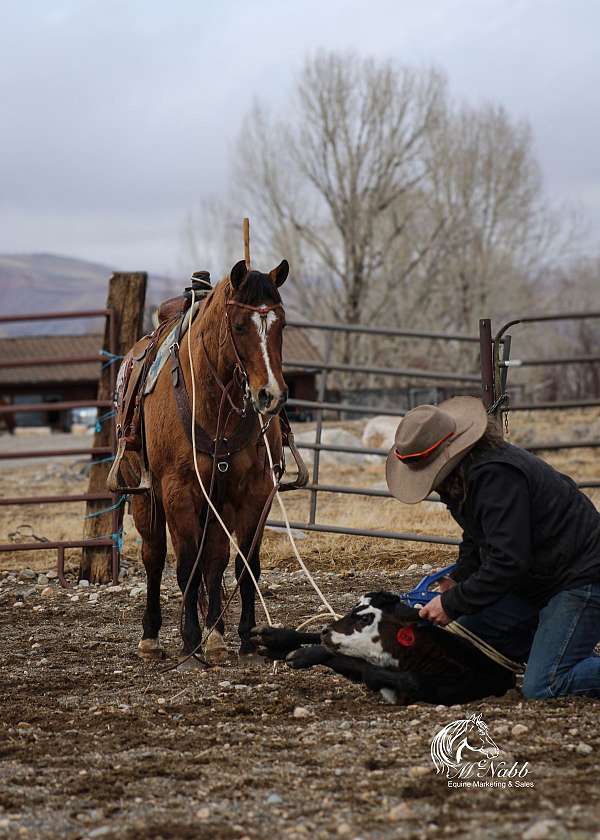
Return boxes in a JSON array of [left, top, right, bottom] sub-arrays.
[[1, 0, 599, 277]]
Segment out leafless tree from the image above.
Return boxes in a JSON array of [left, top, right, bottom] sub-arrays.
[[184, 50, 589, 404], [235, 52, 445, 358]]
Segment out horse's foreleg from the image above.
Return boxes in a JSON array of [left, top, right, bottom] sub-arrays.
[[131, 493, 167, 660], [202, 523, 229, 663], [175, 531, 205, 657], [235, 528, 263, 658]]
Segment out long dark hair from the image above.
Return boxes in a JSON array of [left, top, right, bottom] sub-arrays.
[[437, 417, 504, 503]]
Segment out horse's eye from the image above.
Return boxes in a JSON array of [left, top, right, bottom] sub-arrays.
[[233, 324, 245, 334]]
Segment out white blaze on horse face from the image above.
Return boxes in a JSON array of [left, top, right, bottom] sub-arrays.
[[251, 310, 281, 398], [328, 599, 396, 668]]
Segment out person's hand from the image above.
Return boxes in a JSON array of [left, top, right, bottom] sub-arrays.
[[419, 594, 451, 626], [437, 576, 456, 593]]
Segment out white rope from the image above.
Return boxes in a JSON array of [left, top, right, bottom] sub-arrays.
[[442, 621, 524, 674], [294, 612, 340, 631], [261, 430, 339, 619], [187, 289, 273, 627]]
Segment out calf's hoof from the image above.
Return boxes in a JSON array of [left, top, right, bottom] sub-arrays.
[[286, 645, 330, 670], [204, 630, 229, 664], [137, 638, 166, 661]]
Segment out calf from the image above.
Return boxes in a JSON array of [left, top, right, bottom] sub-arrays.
[[252, 592, 515, 705]]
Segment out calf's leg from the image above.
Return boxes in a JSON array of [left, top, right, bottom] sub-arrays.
[[286, 647, 515, 705]]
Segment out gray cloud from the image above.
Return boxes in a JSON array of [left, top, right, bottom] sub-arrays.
[[1, 0, 598, 275]]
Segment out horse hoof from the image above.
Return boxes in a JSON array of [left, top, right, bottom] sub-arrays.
[[204, 631, 229, 664], [239, 650, 270, 666], [137, 638, 166, 660]]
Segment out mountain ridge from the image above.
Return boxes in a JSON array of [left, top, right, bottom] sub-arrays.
[[0, 253, 180, 336]]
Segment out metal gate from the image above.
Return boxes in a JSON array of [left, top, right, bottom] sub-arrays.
[[0, 309, 121, 584]]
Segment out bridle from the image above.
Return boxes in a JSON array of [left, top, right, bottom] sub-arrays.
[[201, 291, 285, 417]]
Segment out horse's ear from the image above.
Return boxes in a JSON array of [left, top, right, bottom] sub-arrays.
[[270, 260, 289, 288], [230, 260, 248, 290]]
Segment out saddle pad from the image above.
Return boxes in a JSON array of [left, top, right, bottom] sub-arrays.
[[144, 302, 200, 395]]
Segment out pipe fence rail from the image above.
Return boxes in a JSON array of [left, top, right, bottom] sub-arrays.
[[266, 312, 600, 544], [2, 304, 598, 562], [0, 308, 121, 585], [270, 319, 485, 544]]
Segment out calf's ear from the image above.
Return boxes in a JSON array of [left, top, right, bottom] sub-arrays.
[[393, 605, 421, 623]]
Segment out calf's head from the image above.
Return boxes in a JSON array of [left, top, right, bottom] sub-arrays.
[[322, 592, 424, 668]]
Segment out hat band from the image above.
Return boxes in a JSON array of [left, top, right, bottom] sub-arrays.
[[394, 431, 454, 462]]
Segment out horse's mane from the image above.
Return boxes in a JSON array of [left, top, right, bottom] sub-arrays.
[[431, 718, 471, 771], [235, 270, 281, 306], [205, 270, 281, 310]]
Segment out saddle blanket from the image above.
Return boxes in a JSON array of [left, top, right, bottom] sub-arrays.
[[143, 302, 200, 395]]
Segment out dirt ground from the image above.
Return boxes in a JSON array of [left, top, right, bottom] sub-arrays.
[[1, 415, 600, 839]]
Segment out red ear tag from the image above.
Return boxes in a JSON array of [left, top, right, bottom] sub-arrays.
[[396, 626, 416, 647]]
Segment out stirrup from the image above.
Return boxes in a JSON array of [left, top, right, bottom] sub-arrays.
[[107, 439, 152, 494]]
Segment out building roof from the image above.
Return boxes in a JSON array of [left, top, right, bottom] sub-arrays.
[[0, 328, 321, 387], [0, 334, 102, 386]]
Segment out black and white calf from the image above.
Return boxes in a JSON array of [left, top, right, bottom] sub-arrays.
[[252, 592, 515, 705]]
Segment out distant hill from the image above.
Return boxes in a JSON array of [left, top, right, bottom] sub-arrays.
[[0, 253, 180, 336]]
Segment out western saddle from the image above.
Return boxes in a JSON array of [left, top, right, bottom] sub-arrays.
[[106, 271, 213, 493], [106, 271, 308, 495]]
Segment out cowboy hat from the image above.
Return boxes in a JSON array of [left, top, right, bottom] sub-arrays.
[[385, 396, 488, 504]]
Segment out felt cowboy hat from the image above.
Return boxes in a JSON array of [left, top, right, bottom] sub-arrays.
[[385, 396, 488, 504]]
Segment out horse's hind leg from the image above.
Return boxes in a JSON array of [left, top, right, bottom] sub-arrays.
[[131, 493, 167, 660]]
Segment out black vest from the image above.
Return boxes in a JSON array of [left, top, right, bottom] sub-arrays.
[[448, 443, 600, 606]]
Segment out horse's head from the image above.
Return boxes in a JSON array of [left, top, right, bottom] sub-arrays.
[[226, 259, 289, 415], [464, 713, 500, 759]]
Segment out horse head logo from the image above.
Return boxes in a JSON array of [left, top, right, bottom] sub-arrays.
[[430, 713, 500, 776]]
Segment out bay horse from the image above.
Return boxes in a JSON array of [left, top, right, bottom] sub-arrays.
[[132, 259, 290, 664]]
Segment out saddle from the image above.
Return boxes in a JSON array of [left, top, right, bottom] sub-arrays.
[[106, 270, 308, 496], [107, 272, 212, 493]]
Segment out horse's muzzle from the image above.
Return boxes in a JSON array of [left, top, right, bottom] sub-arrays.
[[254, 387, 288, 415]]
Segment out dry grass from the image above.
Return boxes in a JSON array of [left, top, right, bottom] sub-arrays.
[[0, 407, 599, 576]]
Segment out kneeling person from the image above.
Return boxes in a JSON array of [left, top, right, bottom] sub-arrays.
[[385, 397, 600, 700]]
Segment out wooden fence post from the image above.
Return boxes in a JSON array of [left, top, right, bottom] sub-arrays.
[[80, 272, 147, 583]]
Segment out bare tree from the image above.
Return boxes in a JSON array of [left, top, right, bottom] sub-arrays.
[[183, 50, 588, 405], [235, 52, 445, 357]]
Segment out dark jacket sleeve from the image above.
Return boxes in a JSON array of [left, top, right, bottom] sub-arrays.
[[451, 531, 480, 583], [441, 465, 531, 620]]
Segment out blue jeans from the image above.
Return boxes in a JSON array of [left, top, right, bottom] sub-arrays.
[[456, 583, 600, 699]]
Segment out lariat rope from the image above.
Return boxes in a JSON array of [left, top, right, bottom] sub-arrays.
[[178, 286, 518, 676], [442, 622, 524, 674], [187, 288, 273, 627], [186, 285, 339, 650], [261, 431, 340, 621]]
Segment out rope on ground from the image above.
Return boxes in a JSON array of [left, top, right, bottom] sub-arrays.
[[261, 431, 341, 623]]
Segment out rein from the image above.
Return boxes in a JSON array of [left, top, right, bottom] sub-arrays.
[[163, 285, 310, 671]]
